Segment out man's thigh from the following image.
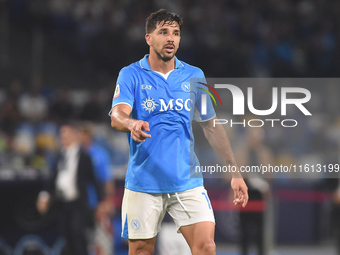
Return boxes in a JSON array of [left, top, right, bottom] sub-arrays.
[[167, 186, 215, 232], [180, 221, 215, 251], [121, 189, 167, 239]]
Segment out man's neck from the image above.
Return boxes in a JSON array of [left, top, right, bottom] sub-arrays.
[[147, 51, 175, 74]]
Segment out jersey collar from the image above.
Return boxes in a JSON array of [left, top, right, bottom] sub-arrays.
[[139, 54, 184, 71]]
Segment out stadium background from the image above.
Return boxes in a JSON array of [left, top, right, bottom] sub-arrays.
[[0, 0, 340, 254]]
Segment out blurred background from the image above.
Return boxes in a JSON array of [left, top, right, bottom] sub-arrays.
[[0, 0, 340, 254]]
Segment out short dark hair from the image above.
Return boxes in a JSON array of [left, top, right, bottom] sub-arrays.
[[145, 9, 183, 34]]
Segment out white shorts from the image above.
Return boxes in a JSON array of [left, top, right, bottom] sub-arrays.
[[121, 186, 215, 239]]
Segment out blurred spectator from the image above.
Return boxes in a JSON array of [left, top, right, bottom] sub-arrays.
[[6, 0, 340, 78], [0, 132, 26, 171], [29, 146, 48, 171], [0, 80, 22, 137], [12, 123, 36, 159], [79, 122, 114, 255], [49, 89, 74, 124], [49, 0, 74, 35], [36, 122, 103, 255], [5, 0, 340, 78], [18, 75, 48, 122], [79, 92, 104, 122], [4, 79, 22, 100]]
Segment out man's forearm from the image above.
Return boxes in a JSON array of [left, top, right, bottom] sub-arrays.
[[201, 118, 242, 178], [110, 108, 137, 133], [111, 105, 151, 143], [201, 118, 248, 207]]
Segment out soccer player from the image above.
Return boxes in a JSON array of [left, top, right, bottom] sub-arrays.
[[110, 9, 248, 255]]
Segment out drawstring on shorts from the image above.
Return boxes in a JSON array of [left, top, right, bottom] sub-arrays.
[[168, 192, 191, 219], [175, 193, 188, 212]]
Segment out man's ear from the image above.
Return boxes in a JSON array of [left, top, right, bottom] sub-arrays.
[[145, 34, 151, 46]]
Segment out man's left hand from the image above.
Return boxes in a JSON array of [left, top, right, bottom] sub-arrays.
[[231, 178, 248, 208]]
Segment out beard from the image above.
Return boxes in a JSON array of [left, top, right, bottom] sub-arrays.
[[154, 45, 178, 62]]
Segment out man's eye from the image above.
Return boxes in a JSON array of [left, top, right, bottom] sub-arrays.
[[161, 31, 166, 35]]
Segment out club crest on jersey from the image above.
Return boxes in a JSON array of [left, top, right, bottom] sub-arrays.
[[181, 82, 190, 92], [141, 97, 158, 113], [141, 84, 152, 90], [113, 84, 120, 99]]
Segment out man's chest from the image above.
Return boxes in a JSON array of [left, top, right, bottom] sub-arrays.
[[134, 73, 195, 118]]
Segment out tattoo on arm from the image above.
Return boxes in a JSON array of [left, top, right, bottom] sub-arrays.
[[226, 160, 232, 166]]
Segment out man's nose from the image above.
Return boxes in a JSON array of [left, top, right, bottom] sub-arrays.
[[167, 34, 174, 42]]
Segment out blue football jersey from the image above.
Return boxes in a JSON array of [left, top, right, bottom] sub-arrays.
[[111, 55, 215, 193]]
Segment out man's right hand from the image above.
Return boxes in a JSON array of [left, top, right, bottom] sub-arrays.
[[111, 105, 151, 142], [130, 120, 151, 143]]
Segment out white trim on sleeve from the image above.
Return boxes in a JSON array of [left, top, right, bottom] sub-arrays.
[[195, 114, 216, 123], [108, 102, 133, 116]]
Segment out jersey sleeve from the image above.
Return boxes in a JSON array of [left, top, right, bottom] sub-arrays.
[[193, 70, 216, 122], [110, 67, 135, 112]]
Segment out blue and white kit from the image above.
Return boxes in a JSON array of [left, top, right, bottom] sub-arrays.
[[111, 54, 215, 193]]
